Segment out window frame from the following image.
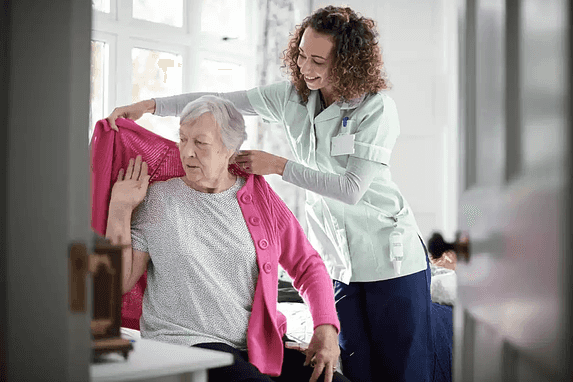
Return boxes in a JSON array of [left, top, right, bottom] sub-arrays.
[[90, 0, 259, 141]]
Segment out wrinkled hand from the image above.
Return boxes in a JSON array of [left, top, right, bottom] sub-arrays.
[[110, 155, 151, 211], [106, 100, 155, 132], [234, 150, 288, 176], [304, 324, 340, 382], [431, 250, 457, 271]]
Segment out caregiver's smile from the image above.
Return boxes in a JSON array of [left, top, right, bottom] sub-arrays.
[[297, 27, 336, 103]]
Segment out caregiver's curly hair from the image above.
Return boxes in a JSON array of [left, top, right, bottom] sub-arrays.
[[282, 6, 390, 103]]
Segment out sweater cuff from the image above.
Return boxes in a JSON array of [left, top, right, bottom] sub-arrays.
[[152, 97, 175, 117], [282, 160, 293, 181], [312, 316, 341, 334]]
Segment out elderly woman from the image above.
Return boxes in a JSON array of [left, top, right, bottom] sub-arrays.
[[105, 95, 350, 382]]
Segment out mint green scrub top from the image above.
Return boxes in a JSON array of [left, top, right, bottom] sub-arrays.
[[247, 81, 427, 284]]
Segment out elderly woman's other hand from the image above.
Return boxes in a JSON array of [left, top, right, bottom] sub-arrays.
[[304, 324, 340, 382], [110, 155, 151, 210], [106, 100, 156, 132], [234, 150, 288, 176]]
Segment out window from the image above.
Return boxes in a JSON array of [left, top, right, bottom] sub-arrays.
[[132, 47, 183, 141], [133, 0, 184, 27], [90, 40, 108, 140], [92, 0, 110, 13], [197, 60, 246, 92], [90, 0, 258, 145], [201, 0, 246, 39]]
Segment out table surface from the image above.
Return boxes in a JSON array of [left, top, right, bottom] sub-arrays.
[[90, 338, 234, 382]]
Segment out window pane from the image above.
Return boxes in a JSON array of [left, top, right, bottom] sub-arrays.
[[90, 40, 108, 142], [201, 0, 246, 39], [196, 59, 257, 149], [133, 0, 183, 27], [132, 48, 182, 141], [197, 60, 246, 92], [92, 0, 110, 13]]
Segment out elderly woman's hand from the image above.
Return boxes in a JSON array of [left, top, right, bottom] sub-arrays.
[[304, 324, 340, 382], [110, 155, 151, 211], [431, 250, 457, 271], [106, 100, 156, 132], [234, 150, 288, 176]]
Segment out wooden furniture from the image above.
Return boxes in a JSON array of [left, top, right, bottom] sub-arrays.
[[90, 338, 234, 382], [90, 237, 133, 361], [70, 237, 133, 361]]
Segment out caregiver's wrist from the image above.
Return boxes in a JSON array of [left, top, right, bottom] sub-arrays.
[[144, 99, 156, 114], [275, 157, 288, 176]]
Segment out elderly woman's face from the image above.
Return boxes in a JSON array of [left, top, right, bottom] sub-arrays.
[[297, 27, 335, 92], [178, 113, 235, 191]]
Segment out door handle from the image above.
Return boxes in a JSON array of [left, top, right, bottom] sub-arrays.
[[428, 231, 470, 264]]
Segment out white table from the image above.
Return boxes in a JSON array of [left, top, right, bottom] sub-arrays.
[[90, 338, 234, 382]]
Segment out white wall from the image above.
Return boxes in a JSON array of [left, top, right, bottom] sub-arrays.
[[311, 0, 459, 242]]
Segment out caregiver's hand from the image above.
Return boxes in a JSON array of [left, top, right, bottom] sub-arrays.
[[110, 155, 151, 211], [234, 150, 288, 176], [305, 324, 340, 382], [106, 99, 156, 132]]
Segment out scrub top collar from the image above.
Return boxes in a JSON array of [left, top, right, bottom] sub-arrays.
[[337, 94, 366, 110], [306, 89, 320, 125], [307, 91, 366, 125]]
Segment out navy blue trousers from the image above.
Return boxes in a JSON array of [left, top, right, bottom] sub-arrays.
[[334, 250, 433, 382], [194, 342, 351, 382]]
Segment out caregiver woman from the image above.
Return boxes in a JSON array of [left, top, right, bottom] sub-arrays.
[[107, 6, 432, 382]]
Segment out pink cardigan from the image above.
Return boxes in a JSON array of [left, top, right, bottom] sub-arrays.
[[235, 167, 341, 375], [90, 118, 340, 375]]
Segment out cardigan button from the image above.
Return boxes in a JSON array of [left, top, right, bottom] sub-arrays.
[[241, 194, 253, 204], [263, 262, 272, 273], [258, 239, 269, 249], [249, 216, 261, 226]]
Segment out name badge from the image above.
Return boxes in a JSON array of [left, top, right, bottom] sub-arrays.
[[331, 134, 355, 156], [389, 230, 404, 275]]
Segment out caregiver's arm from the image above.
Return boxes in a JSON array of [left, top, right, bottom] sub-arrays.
[[283, 156, 382, 204], [106, 90, 257, 131], [155, 90, 257, 117], [236, 152, 381, 205], [106, 99, 156, 131]]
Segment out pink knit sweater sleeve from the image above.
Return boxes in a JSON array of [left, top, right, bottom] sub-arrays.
[[266, 186, 340, 333], [90, 118, 186, 330]]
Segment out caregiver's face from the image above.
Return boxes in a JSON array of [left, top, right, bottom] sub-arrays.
[[178, 113, 234, 192], [297, 27, 335, 91]]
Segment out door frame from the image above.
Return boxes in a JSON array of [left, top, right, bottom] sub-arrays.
[[455, 0, 573, 381], [4, 1, 93, 380]]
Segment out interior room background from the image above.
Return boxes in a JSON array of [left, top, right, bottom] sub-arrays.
[[4, 1, 571, 380], [89, 0, 459, 244]]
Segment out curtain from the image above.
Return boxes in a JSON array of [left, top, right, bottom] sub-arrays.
[[255, 0, 310, 230]]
